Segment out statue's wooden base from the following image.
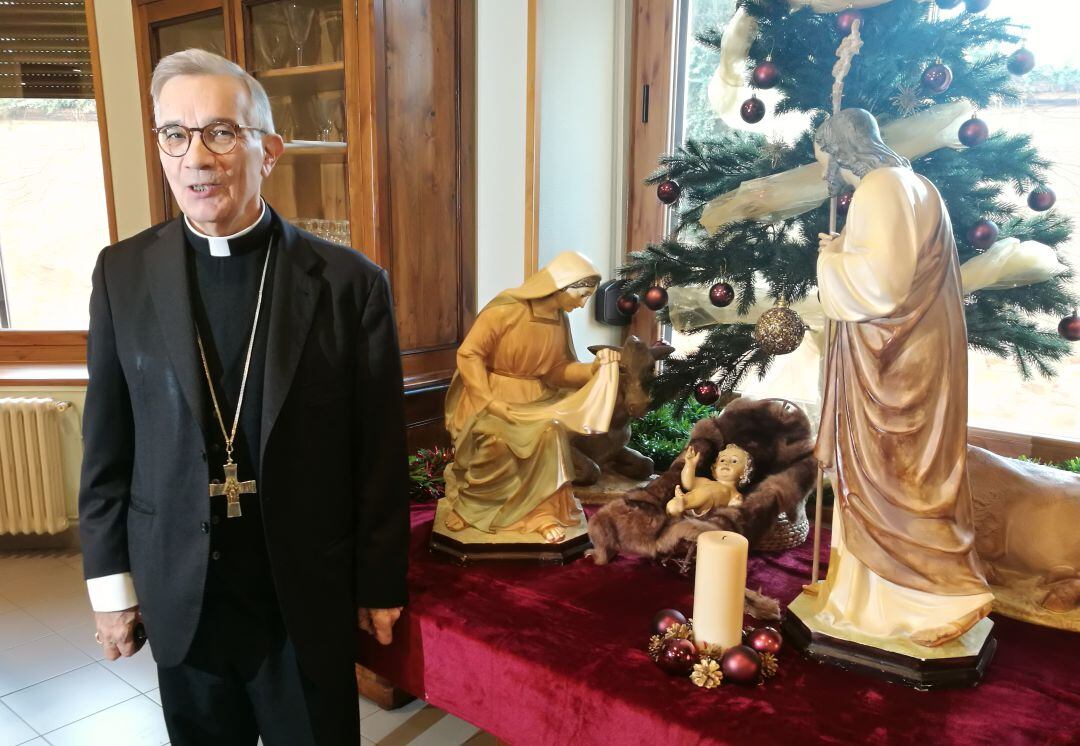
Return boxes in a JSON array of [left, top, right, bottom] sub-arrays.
[[782, 590, 997, 691], [429, 499, 592, 566], [573, 471, 653, 506]]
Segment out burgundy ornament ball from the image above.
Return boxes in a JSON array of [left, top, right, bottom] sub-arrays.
[[1008, 48, 1036, 76], [709, 281, 735, 308], [958, 117, 990, 147], [651, 608, 688, 636], [745, 627, 783, 655], [643, 286, 668, 311], [835, 9, 862, 35], [1059, 311, 1080, 342], [936, 0, 962, 7], [968, 219, 999, 250], [964, 0, 991, 11], [1028, 187, 1056, 212], [616, 293, 640, 316], [740, 96, 766, 124], [921, 63, 953, 94], [752, 60, 780, 89], [657, 638, 699, 676], [836, 191, 854, 217], [694, 381, 720, 406], [657, 179, 681, 205], [720, 645, 762, 684]]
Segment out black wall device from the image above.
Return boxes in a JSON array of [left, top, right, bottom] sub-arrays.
[[594, 279, 633, 327]]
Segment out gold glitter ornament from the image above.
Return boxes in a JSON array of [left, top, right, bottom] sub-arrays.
[[648, 635, 664, 662], [690, 658, 724, 688], [760, 651, 779, 678], [753, 301, 806, 355]]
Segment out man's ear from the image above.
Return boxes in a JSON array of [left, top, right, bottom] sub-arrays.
[[261, 133, 285, 176]]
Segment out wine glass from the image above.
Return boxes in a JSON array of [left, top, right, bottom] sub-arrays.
[[255, 20, 288, 71], [329, 92, 346, 141], [282, 2, 315, 67], [309, 93, 336, 142], [269, 95, 297, 142], [319, 8, 344, 63]]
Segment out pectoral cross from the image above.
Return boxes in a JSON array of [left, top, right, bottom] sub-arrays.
[[209, 461, 256, 518]]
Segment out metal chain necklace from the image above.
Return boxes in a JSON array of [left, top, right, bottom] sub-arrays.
[[197, 235, 275, 518]]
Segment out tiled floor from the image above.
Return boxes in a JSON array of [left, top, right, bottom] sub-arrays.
[[0, 551, 493, 746]]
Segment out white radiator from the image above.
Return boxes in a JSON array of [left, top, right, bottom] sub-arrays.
[[0, 397, 71, 535]]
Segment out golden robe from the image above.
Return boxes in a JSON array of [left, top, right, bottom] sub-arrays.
[[812, 167, 991, 637], [444, 253, 619, 534]]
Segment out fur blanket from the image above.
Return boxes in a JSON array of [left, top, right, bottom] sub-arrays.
[[588, 397, 817, 567]]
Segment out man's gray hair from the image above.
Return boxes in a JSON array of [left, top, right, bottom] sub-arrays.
[[814, 109, 910, 196], [150, 48, 274, 134]]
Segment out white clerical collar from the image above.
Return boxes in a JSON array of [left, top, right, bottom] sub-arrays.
[[184, 200, 267, 257]]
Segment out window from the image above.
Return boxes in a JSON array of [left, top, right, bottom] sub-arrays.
[[0, 0, 112, 332], [664, 0, 1079, 441]]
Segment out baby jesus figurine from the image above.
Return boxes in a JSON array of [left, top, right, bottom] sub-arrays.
[[667, 444, 753, 518]]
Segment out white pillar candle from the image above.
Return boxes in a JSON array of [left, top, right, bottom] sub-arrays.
[[692, 531, 748, 650]]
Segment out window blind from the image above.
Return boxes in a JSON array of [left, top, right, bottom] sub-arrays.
[[0, 0, 93, 98]]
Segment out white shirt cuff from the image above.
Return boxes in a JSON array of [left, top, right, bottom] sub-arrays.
[[86, 573, 139, 612]]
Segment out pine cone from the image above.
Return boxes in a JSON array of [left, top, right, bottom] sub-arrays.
[[663, 623, 693, 641], [690, 658, 723, 689], [647, 635, 664, 662], [760, 651, 778, 679], [696, 642, 725, 660]]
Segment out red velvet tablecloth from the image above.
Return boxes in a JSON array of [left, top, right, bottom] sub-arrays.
[[357, 503, 1080, 746]]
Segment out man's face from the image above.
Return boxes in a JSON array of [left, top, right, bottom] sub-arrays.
[[155, 74, 283, 236], [814, 142, 848, 198]]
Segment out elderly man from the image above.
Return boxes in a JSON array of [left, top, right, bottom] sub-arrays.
[[79, 48, 409, 744]]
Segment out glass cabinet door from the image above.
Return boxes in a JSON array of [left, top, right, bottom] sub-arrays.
[[244, 0, 350, 247]]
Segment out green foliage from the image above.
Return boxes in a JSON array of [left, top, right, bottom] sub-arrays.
[[1017, 455, 1080, 473], [628, 398, 716, 472], [621, 0, 1078, 404], [408, 447, 454, 502]]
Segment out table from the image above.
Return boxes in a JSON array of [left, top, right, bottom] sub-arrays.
[[357, 503, 1080, 745]]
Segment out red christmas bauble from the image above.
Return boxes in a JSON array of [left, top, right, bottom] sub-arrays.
[[937, 0, 962, 7], [964, 0, 991, 11], [836, 191, 854, 217], [1008, 48, 1036, 76], [752, 61, 780, 89], [651, 608, 687, 636], [1059, 311, 1080, 342], [968, 219, 999, 250], [921, 63, 954, 94], [657, 638, 698, 676], [657, 179, 681, 205], [643, 286, 669, 311], [740, 96, 766, 124], [694, 381, 720, 406], [745, 626, 783, 655], [1028, 187, 1056, 212], [959, 117, 990, 147], [616, 293, 640, 316], [835, 9, 862, 35], [709, 281, 735, 308], [720, 645, 762, 684]]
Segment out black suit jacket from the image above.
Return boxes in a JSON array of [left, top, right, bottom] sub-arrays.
[[78, 212, 410, 677]]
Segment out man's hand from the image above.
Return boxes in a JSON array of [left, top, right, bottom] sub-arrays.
[[94, 607, 144, 661], [358, 607, 403, 646], [818, 232, 842, 254]]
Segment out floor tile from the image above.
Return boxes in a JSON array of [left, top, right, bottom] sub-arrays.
[[98, 646, 159, 693], [358, 698, 428, 743], [0, 701, 36, 746], [21, 593, 92, 634], [54, 623, 104, 663], [0, 635, 92, 697], [14, 739, 45, 745], [0, 661, 138, 734], [407, 712, 481, 746], [0, 611, 50, 652], [0, 573, 84, 610], [42, 695, 168, 746], [145, 688, 161, 706], [358, 695, 380, 720]]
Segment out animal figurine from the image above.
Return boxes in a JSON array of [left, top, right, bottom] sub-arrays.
[[667, 444, 752, 517]]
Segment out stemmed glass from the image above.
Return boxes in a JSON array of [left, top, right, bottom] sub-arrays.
[[310, 94, 335, 142], [282, 2, 315, 67], [330, 93, 346, 141], [319, 8, 344, 63], [255, 20, 288, 71]]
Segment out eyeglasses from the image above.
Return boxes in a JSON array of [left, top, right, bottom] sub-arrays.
[[151, 121, 267, 157]]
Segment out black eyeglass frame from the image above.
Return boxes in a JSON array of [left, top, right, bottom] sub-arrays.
[[150, 121, 269, 157]]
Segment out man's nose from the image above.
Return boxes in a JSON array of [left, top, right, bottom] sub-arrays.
[[183, 131, 216, 168]]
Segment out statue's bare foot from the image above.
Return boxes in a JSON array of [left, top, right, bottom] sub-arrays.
[[443, 510, 467, 532], [910, 603, 992, 647], [540, 524, 565, 543]]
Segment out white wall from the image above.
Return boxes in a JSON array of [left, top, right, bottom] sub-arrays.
[[536, 0, 630, 353], [476, 0, 529, 307]]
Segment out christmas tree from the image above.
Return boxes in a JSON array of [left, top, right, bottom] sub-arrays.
[[619, 0, 1077, 406]]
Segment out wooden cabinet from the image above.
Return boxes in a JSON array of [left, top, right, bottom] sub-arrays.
[[132, 0, 475, 448]]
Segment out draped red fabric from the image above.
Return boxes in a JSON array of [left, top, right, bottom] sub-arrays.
[[357, 504, 1080, 746]]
